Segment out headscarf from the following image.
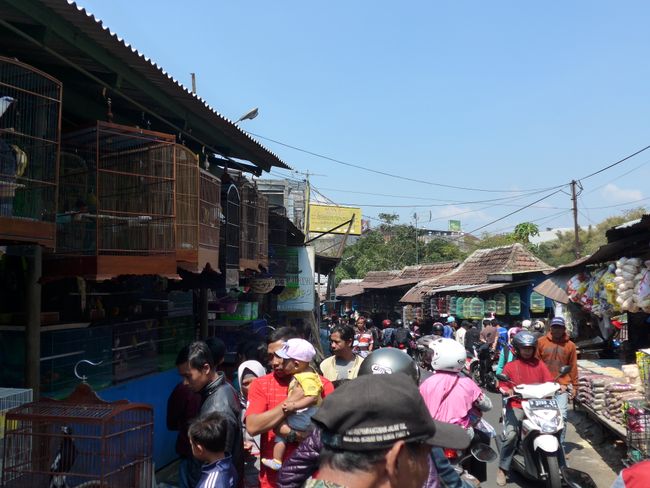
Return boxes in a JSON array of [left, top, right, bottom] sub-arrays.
[[237, 360, 266, 406]]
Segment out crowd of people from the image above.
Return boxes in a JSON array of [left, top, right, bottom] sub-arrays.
[[166, 309, 641, 488]]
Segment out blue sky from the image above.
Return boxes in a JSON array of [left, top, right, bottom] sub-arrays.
[[77, 0, 650, 234]]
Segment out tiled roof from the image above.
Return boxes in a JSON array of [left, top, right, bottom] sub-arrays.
[[432, 244, 550, 287], [360, 270, 401, 289], [374, 262, 459, 289], [335, 279, 364, 298], [399, 244, 550, 303]]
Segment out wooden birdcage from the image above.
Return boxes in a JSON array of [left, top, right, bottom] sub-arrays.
[[51, 121, 177, 279], [175, 145, 221, 272], [221, 182, 240, 274], [240, 182, 269, 271], [0, 56, 61, 248], [268, 206, 288, 285], [1, 383, 153, 488]]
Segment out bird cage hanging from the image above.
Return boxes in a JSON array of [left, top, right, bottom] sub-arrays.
[[469, 297, 485, 319], [449, 296, 457, 316], [485, 299, 497, 315], [455, 297, 465, 319], [240, 182, 269, 271], [462, 297, 472, 319], [508, 292, 521, 315], [174, 145, 221, 273], [0, 56, 61, 248], [220, 182, 240, 288], [494, 293, 507, 315], [530, 291, 546, 313], [53, 121, 177, 279], [269, 206, 288, 286], [1, 383, 153, 488], [199, 169, 221, 269]]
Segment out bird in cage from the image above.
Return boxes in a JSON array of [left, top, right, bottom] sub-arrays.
[[0, 96, 15, 119], [48, 425, 77, 488]]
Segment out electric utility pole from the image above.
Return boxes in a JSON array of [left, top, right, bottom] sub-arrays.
[[571, 180, 581, 259], [414, 213, 419, 265]]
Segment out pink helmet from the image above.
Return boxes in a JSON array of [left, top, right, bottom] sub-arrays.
[[507, 327, 522, 341]]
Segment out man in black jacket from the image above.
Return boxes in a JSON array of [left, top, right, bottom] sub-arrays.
[[177, 340, 243, 487]]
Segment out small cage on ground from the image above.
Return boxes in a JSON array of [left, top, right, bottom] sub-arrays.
[[0, 388, 33, 479], [1, 383, 153, 488]]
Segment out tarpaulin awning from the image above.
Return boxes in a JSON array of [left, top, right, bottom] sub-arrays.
[[533, 274, 571, 304]]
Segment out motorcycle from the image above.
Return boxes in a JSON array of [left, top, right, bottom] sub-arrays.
[[442, 443, 497, 487], [496, 366, 593, 488], [466, 343, 498, 392]]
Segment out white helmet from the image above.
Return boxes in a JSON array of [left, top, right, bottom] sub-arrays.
[[533, 320, 545, 332], [428, 337, 467, 373], [522, 319, 532, 330]]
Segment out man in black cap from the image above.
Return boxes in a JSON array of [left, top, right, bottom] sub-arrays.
[[303, 373, 470, 488]]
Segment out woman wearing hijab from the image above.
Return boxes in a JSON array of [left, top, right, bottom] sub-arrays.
[[237, 360, 266, 488]]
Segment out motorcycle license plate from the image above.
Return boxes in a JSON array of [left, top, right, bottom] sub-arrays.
[[528, 399, 557, 409]]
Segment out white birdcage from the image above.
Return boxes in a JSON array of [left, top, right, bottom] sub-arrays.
[[0, 388, 33, 480]]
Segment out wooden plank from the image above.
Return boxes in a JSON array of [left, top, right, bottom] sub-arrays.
[[0, 216, 55, 248]]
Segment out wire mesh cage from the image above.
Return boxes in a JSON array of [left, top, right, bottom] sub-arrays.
[[269, 206, 288, 285], [636, 350, 650, 403], [2, 383, 153, 488], [0, 56, 62, 247], [626, 403, 650, 463], [55, 122, 176, 278], [0, 388, 33, 479], [221, 182, 240, 272], [175, 145, 199, 261], [199, 169, 221, 267], [240, 182, 268, 270]]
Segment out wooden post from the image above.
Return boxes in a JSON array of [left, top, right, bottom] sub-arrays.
[[25, 245, 42, 399], [199, 287, 209, 339]]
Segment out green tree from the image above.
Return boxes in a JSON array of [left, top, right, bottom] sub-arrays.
[[511, 222, 540, 244]]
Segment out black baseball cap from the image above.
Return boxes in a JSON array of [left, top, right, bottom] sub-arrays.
[[312, 373, 470, 451]]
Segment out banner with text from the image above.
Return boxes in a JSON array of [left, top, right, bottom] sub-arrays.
[[309, 204, 362, 235]]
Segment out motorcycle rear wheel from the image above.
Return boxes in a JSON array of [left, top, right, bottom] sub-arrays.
[[541, 452, 562, 488]]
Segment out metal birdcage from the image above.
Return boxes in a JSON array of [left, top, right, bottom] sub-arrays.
[[53, 121, 177, 279], [269, 206, 288, 285], [1, 383, 153, 488], [221, 182, 240, 272], [0, 56, 61, 248], [240, 182, 268, 270], [0, 388, 33, 480], [175, 145, 221, 272]]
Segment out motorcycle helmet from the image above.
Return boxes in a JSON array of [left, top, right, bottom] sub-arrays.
[[381, 319, 392, 328], [507, 326, 522, 341], [428, 338, 466, 372], [432, 322, 444, 336], [533, 320, 545, 332], [511, 331, 538, 356], [366, 318, 374, 326], [358, 348, 419, 383], [395, 319, 404, 327], [522, 319, 532, 330]]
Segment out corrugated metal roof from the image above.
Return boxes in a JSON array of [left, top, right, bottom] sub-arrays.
[[2, 0, 289, 171]]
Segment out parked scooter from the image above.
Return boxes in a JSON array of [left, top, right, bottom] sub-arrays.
[[496, 366, 592, 488]]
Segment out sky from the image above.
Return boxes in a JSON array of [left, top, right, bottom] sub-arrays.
[[76, 0, 650, 235]]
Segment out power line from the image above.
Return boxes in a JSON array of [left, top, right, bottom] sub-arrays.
[[247, 130, 565, 194], [582, 196, 650, 210], [579, 144, 650, 181], [585, 158, 650, 195], [465, 188, 565, 235]]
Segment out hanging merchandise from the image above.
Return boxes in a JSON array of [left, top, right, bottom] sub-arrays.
[[508, 292, 521, 315], [494, 293, 507, 315], [614, 257, 643, 312], [456, 297, 465, 319], [530, 291, 545, 313], [470, 297, 484, 319], [485, 299, 496, 315]]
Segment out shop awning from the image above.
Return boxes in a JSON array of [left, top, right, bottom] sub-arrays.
[[533, 274, 571, 304], [428, 280, 532, 296], [336, 280, 364, 298]]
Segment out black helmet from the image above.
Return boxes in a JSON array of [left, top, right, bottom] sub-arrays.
[[512, 331, 538, 355], [395, 319, 404, 327], [366, 318, 374, 326], [358, 348, 419, 384], [432, 322, 444, 336]]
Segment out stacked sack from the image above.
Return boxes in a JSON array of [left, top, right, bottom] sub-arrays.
[[577, 372, 616, 414], [604, 382, 644, 425], [614, 257, 647, 312]]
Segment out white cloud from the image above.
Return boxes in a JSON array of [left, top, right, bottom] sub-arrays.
[[600, 184, 643, 203]]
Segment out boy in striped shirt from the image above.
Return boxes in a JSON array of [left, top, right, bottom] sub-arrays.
[[189, 412, 237, 488]]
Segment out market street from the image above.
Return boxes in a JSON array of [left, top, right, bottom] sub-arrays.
[[480, 389, 620, 488]]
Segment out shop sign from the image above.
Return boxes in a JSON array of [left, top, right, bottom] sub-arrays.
[[277, 246, 315, 312], [308, 204, 361, 235]]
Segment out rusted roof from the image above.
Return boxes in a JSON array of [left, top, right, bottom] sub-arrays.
[[400, 277, 443, 304], [336, 279, 364, 298]]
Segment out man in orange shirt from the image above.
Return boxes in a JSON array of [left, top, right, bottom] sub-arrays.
[[536, 316, 578, 445], [245, 327, 334, 488]]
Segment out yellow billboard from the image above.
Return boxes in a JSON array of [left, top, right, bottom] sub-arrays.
[[308, 204, 362, 235]]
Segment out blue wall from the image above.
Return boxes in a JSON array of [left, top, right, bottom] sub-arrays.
[[99, 368, 180, 469]]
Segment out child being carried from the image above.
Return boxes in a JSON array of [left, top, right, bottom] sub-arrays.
[[261, 338, 322, 471]]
